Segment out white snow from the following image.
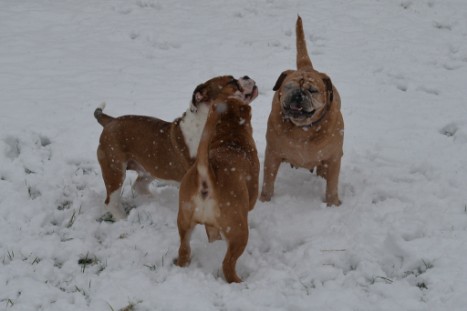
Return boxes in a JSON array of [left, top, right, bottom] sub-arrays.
[[1, 0, 467, 310]]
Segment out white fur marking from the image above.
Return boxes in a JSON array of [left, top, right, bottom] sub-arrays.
[[197, 165, 208, 178], [107, 189, 127, 220], [180, 104, 210, 158], [193, 195, 218, 224]]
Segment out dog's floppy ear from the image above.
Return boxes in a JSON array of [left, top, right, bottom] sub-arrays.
[[192, 83, 208, 107], [273, 70, 294, 91], [321, 73, 334, 103]]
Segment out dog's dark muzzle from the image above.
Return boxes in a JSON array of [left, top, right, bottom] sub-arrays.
[[282, 91, 314, 119]]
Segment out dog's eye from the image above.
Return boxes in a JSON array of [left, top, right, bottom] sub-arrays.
[[228, 79, 243, 91], [308, 88, 319, 94]]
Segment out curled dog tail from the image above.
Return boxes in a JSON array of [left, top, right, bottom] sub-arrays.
[[94, 102, 114, 127], [296, 15, 313, 70], [195, 102, 225, 199]]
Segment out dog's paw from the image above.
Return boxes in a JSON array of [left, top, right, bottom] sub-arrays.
[[259, 192, 272, 202], [173, 257, 190, 267], [326, 198, 342, 207]]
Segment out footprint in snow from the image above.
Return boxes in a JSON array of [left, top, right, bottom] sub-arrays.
[[386, 73, 409, 92], [440, 122, 467, 143], [27, 184, 41, 200], [433, 21, 452, 31], [146, 37, 181, 50], [3, 136, 21, 159], [4, 134, 51, 159], [39, 135, 51, 147], [400, 0, 413, 10], [443, 44, 467, 70], [136, 0, 162, 10], [416, 86, 440, 96], [396, 81, 408, 92], [113, 6, 133, 15], [308, 34, 326, 48], [129, 31, 140, 40]]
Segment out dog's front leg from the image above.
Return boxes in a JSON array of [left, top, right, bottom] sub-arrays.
[[323, 157, 342, 206], [260, 148, 281, 202]]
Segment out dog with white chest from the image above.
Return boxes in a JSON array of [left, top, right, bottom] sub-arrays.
[[94, 75, 258, 220]]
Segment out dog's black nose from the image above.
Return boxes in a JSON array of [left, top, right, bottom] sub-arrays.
[[291, 92, 304, 104], [242, 75, 250, 80]]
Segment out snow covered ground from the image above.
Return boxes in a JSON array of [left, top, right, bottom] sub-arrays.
[[1, 0, 467, 310]]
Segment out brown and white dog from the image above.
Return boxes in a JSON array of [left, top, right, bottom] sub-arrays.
[[175, 82, 259, 283], [94, 75, 258, 220], [260, 16, 344, 206]]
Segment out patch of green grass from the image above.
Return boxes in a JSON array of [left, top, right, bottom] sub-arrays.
[[119, 303, 136, 311], [7, 250, 14, 261], [108, 300, 142, 311], [1, 298, 14, 308], [66, 210, 77, 228], [144, 263, 158, 271], [66, 207, 82, 228], [97, 212, 115, 223], [57, 200, 73, 211], [78, 253, 98, 273], [373, 276, 393, 284], [417, 282, 428, 290]]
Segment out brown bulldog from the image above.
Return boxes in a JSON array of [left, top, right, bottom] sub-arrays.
[[175, 82, 259, 283], [260, 16, 344, 206], [94, 75, 258, 220]]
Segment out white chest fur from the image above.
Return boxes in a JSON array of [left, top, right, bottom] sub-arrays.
[[179, 104, 210, 158]]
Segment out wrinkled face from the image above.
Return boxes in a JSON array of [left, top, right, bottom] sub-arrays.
[[191, 75, 258, 111], [274, 70, 332, 127]]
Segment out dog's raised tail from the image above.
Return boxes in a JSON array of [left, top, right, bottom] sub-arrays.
[[296, 15, 313, 70], [94, 102, 114, 127], [195, 102, 224, 199]]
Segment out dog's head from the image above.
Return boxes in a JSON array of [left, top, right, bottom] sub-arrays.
[[191, 75, 258, 112], [272, 69, 333, 127]]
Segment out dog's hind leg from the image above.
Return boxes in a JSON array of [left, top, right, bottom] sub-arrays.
[[222, 223, 248, 283], [176, 205, 195, 267], [97, 146, 127, 220], [106, 187, 127, 220], [133, 174, 154, 195]]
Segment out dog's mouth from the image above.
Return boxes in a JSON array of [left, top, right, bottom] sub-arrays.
[[244, 85, 258, 103], [281, 88, 317, 120], [283, 105, 316, 120], [237, 76, 258, 104]]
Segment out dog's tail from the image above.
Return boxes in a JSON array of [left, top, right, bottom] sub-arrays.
[[94, 102, 114, 127], [195, 102, 225, 200], [296, 15, 313, 70]]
